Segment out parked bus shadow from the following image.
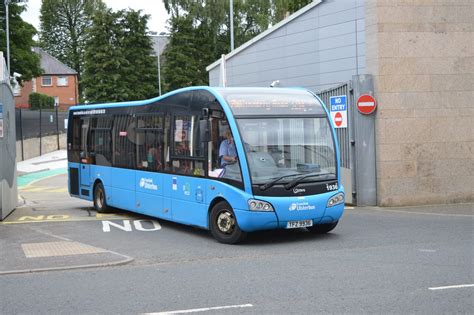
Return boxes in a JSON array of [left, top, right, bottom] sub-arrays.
[[244, 229, 340, 245], [81, 206, 341, 245]]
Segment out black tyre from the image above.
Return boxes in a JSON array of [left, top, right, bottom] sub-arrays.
[[307, 221, 338, 234], [93, 182, 111, 213], [209, 201, 247, 244]]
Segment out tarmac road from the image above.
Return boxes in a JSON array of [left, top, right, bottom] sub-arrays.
[[0, 173, 472, 314]]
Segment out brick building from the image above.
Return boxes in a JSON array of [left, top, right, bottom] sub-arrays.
[[14, 47, 78, 110]]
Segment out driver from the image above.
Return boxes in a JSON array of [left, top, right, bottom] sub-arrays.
[[219, 130, 237, 167]]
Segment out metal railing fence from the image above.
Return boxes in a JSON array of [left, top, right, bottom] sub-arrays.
[[317, 83, 352, 169], [15, 108, 68, 159]]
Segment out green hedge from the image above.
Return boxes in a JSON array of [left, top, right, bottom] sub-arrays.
[[29, 92, 55, 110]]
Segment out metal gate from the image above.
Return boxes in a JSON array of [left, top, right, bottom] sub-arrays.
[[317, 83, 355, 204]]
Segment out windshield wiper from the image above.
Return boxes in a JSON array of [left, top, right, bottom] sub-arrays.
[[259, 173, 300, 191], [284, 172, 335, 190]]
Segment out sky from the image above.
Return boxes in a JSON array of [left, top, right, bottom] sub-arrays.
[[20, 0, 170, 34]]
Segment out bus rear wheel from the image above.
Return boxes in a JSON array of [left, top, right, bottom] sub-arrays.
[[209, 201, 246, 244], [93, 182, 110, 213], [307, 221, 338, 234]]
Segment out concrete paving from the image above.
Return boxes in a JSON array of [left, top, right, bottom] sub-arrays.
[[17, 150, 67, 175], [1, 154, 135, 275], [0, 223, 132, 275]]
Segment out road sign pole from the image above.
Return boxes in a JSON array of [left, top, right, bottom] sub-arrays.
[[352, 74, 377, 206]]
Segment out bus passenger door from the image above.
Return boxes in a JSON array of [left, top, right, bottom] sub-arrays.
[[169, 113, 208, 228], [79, 118, 92, 199]]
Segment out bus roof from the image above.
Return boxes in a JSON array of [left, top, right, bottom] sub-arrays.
[[69, 86, 324, 116]]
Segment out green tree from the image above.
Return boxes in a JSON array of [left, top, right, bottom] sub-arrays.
[[161, 16, 204, 92], [39, 0, 106, 99], [82, 9, 158, 103], [161, 0, 312, 92], [0, 0, 42, 85]]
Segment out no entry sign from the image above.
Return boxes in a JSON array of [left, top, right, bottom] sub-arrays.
[[357, 94, 377, 115], [329, 95, 347, 128]]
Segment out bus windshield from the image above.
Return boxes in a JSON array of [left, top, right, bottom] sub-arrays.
[[237, 117, 336, 186]]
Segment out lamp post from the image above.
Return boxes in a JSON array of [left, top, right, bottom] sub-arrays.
[[157, 36, 162, 96], [230, 0, 234, 51], [156, 32, 169, 96]]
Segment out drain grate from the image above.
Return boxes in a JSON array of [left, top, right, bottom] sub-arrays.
[[21, 241, 107, 258]]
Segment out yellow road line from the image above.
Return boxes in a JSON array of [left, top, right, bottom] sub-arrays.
[[45, 188, 68, 193], [20, 187, 68, 193], [20, 187, 47, 192]]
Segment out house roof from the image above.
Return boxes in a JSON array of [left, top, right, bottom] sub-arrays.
[[33, 47, 77, 75], [150, 35, 170, 56], [206, 0, 322, 71]]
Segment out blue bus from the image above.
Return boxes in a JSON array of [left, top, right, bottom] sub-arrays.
[[67, 87, 344, 243]]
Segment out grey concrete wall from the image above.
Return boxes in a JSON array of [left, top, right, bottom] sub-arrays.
[[0, 82, 18, 219], [365, 0, 474, 206], [209, 0, 365, 92], [16, 133, 66, 162]]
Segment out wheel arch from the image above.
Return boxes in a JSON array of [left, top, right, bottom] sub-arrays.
[[93, 178, 104, 193], [207, 197, 228, 226]]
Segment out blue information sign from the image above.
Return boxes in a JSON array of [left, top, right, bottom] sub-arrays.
[[329, 96, 347, 128]]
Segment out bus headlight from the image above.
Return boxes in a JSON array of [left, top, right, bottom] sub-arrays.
[[327, 192, 344, 207], [248, 199, 274, 212]]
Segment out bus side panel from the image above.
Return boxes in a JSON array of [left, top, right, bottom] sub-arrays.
[[205, 181, 279, 232], [108, 168, 136, 211], [135, 170, 168, 219], [164, 174, 208, 228], [89, 165, 112, 200], [206, 181, 251, 212]]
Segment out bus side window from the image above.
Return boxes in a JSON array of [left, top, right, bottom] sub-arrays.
[[208, 119, 242, 183], [90, 117, 113, 166], [69, 116, 82, 162], [171, 114, 206, 176], [136, 115, 163, 171], [113, 115, 136, 169]]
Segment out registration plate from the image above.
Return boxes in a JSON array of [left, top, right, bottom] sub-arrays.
[[286, 220, 313, 229]]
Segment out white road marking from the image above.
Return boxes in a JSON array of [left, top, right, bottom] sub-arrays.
[[418, 249, 437, 253], [429, 284, 474, 291], [144, 303, 253, 314], [102, 220, 162, 232]]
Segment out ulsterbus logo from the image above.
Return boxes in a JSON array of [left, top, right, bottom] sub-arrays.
[[289, 202, 315, 211], [139, 178, 158, 191]]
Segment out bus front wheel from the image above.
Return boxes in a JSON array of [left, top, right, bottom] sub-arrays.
[[307, 221, 338, 234], [93, 182, 110, 213], [209, 201, 246, 244]]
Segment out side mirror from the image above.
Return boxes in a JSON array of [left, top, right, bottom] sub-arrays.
[[199, 119, 210, 143]]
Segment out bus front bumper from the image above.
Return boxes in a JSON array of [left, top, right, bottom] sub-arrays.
[[233, 209, 279, 232], [234, 202, 344, 232]]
